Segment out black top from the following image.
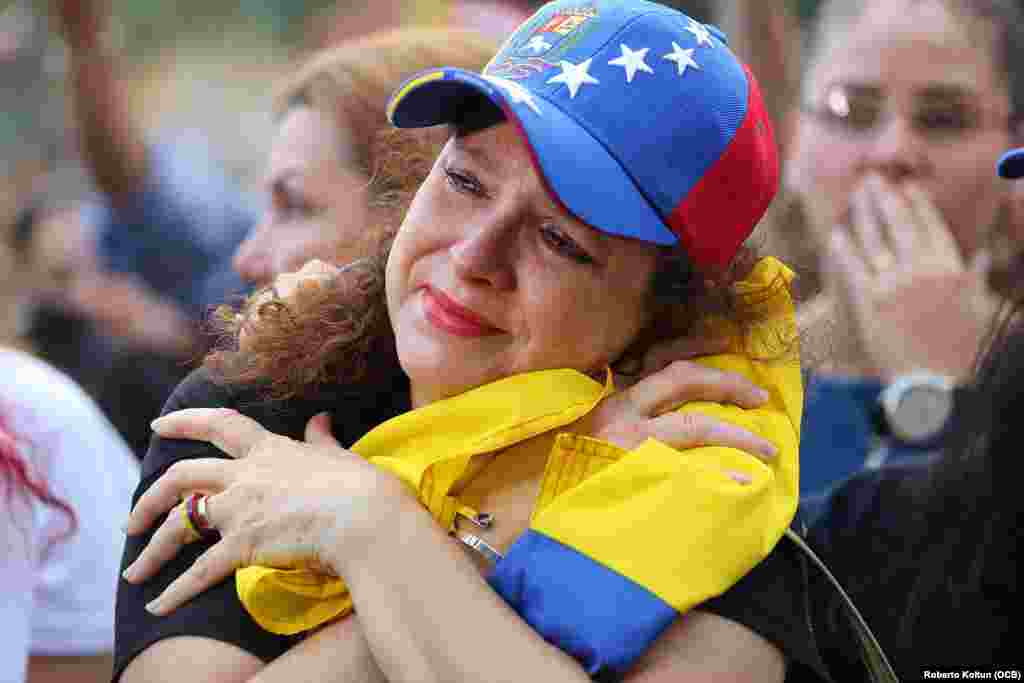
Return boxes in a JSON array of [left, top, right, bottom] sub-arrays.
[[113, 365, 411, 681], [800, 464, 1020, 682], [113, 367, 829, 681]]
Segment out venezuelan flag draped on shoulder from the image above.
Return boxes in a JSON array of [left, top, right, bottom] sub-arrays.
[[235, 256, 801, 679]]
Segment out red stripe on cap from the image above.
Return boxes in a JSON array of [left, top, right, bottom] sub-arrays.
[[668, 64, 779, 271]]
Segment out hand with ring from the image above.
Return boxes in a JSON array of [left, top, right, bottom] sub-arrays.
[[824, 173, 999, 380], [121, 409, 408, 616]]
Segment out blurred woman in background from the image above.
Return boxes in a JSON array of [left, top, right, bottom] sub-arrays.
[[783, 0, 1024, 491], [229, 28, 496, 288], [803, 141, 1024, 672]]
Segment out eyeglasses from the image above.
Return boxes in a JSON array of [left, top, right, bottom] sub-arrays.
[[802, 83, 1011, 144]]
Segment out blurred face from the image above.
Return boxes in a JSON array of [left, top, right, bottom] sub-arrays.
[[387, 123, 659, 407], [232, 106, 373, 287], [787, 0, 1014, 259]]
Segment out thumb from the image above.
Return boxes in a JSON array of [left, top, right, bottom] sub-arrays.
[[304, 412, 339, 446]]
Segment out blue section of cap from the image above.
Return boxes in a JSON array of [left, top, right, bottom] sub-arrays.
[[998, 148, 1024, 179], [388, 0, 751, 246], [391, 67, 677, 244], [487, 529, 678, 678]]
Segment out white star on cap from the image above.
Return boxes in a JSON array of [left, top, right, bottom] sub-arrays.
[[546, 58, 599, 99], [608, 44, 653, 83], [525, 35, 552, 54], [685, 18, 714, 47], [483, 75, 542, 115], [663, 42, 700, 76]]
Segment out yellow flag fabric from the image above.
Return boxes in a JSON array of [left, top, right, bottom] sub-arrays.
[[235, 256, 801, 637]]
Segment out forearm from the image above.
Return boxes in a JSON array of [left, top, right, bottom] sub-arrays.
[[336, 498, 589, 683], [248, 616, 386, 683], [67, 42, 148, 204]]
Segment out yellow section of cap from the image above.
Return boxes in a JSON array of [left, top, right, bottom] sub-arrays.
[[387, 69, 446, 123]]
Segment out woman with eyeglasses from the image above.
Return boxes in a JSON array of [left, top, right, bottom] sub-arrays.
[[780, 0, 1024, 494]]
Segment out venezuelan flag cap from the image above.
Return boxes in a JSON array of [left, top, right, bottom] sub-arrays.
[[998, 147, 1024, 179], [387, 0, 779, 271]]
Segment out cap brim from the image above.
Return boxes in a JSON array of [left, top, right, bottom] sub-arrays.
[[387, 68, 678, 246], [998, 148, 1024, 179]]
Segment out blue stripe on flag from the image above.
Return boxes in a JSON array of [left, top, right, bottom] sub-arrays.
[[487, 530, 678, 678]]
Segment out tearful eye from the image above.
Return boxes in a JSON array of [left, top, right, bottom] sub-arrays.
[[444, 166, 487, 197], [539, 225, 594, 265]]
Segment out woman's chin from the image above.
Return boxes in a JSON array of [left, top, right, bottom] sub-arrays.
[[399, 350, 502, 407]]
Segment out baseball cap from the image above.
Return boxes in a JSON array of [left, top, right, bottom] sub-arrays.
[[386, 0, 779, 271], [997, 147, 1024, 179]]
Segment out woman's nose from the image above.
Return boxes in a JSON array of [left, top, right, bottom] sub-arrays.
[[862, 116, 931, 183], [449, 216, 517, 291], [232, 229, 273, 287]]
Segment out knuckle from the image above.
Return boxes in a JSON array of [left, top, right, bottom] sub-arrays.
[[665, 359, 699, 380], [163, 462, 188, 490], [191, 554, 213, 582], [677, 411, 709, 440], [235, 481, 267, 507]]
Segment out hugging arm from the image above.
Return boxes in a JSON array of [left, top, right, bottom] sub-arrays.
[[126, 403, 794, 683], [115, 370, 301, 683]]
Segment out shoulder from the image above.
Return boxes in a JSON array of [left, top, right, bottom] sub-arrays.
[[143, 366, 399, 482]]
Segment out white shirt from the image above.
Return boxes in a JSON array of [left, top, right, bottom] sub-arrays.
[[0, 349, 139, 683]]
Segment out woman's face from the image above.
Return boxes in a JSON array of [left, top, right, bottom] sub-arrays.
[[787, 0, 1014, 259], [232, 106, 374, 287], [387, 122, 659, 406]]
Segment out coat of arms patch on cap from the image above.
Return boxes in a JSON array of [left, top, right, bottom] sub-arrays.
[[486, 4, 599, 80]]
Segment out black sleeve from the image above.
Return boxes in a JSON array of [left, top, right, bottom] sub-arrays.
[[112, 369, 305, 681], [699, 525, 833, 682], [113, 366, 411, 681], [799, 465, 926, 683]]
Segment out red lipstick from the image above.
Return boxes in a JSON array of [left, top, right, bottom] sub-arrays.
[[422, 287, 502, 338]]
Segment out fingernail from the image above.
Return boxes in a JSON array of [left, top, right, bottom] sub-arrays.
[[729, 472, 754, 485], [755, 388, 770, 403], [150, 416, 165, 431], [761, 444, 778, 459], [122, 563, 136, 582], [145, 598, 162, 615]]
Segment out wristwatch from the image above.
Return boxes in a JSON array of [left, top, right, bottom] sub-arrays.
[[874, 372, 956, 447]]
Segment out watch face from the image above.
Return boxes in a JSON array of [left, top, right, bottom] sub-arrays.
[[893, 384, 954, 444]]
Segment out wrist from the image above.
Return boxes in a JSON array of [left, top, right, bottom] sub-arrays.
[[324, 472, 429, 579]]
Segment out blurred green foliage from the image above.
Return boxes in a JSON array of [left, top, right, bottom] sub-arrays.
[[795, 0, 820, 23]]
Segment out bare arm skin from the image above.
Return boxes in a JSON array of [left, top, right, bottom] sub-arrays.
[[53, 0, 148, 206]]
